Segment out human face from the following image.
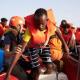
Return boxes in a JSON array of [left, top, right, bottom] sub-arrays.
[[2, 21, 7, 26], [64, 28, 70, 34], [62, 24, 70, 34], [36, 14, 47, 30], [11, 24, 22, 36], [39, 14, 47, 26]]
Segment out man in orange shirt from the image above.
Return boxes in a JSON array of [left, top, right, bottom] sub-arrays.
[[6, 8, 69, 80]]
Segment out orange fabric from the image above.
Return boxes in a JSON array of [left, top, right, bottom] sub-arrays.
[[9, 16, 24, 27], [49, 37, 63, 61], [47, 9, 56, 25], [25, 15, 56, 47]]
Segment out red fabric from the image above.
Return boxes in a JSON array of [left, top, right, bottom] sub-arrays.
[[62, 31, 72, 43], [0, 24, 9, 36], [0, 73, 18, 80], [63, 57, 80, 80], [60, 27, 72, 43], [76, 28, 80, 44], [0, 24, 4, 36]]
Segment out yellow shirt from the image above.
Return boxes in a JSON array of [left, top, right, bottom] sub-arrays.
[[23, 28, 31, 43]]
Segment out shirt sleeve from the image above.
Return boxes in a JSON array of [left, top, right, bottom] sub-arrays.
[[23, 28, 31, 43]]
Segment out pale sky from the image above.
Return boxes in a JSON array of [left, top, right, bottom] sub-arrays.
[[0, 0, 80, 27]]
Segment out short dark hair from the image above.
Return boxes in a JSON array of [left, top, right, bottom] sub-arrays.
[[34, 8, 47, 17], [1, 18, 8, 22], [61, 20, 67, 24]]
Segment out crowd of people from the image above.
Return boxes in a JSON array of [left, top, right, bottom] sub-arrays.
[[0, 8, 80, 80]]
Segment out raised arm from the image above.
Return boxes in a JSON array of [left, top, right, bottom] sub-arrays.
[[5, 28, 31, 80], [55, 28, 69, 54]]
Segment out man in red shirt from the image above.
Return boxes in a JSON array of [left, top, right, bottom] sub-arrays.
[[0, 18, 8, 36]]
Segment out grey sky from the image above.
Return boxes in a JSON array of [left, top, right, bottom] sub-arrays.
[[0, 0, 80, 27]]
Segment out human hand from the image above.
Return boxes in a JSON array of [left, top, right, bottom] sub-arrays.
[[15, 45, 22, 54]]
